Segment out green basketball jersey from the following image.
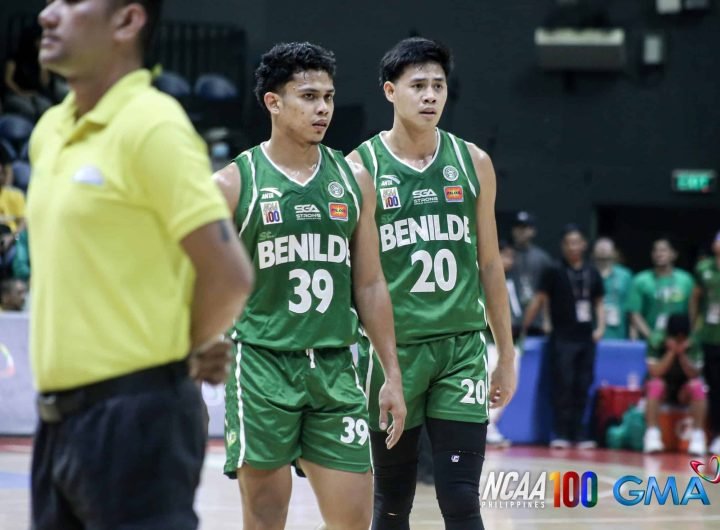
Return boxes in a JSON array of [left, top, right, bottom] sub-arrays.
[[355, 129, 487, 344], [230, 144, 362, 350]]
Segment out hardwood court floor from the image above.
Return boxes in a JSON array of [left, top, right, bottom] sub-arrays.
[[1, 439, 719, 529]]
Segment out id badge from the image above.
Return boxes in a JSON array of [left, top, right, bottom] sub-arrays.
[[605, 304, 621, 327], [576, 300, 592, 323], [655, 313, 669, 331], [707, 303, 720, 325]]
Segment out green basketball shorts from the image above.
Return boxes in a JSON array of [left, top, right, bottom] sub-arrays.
[[358, 330, 489, 431], [224, 342, 371, 477]]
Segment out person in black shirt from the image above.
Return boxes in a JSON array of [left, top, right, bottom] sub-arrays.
[[522, 224, 605, 448]]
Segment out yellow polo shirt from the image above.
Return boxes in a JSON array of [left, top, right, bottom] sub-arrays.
[[27, 69, 230, 392]]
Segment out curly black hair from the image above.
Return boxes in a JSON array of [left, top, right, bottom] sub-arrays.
[[379, 37, 453, 86], [254, 42, 336, 110]]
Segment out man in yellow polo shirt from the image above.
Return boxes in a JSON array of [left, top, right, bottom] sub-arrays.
[[28, 1, 254, 529]]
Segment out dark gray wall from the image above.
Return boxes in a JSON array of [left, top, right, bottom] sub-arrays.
[[4, 0, 718, 263]]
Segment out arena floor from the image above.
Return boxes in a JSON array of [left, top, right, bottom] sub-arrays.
[[1, 439, 718, 529]]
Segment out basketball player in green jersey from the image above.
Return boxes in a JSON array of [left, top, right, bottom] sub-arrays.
[[349, 38, 516, 530], [214, 42, 406, 530]]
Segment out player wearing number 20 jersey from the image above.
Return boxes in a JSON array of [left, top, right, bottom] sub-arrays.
[[350, 38, 516, 530]]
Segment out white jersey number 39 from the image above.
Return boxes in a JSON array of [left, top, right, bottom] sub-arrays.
[[288, 269, 334, 313]]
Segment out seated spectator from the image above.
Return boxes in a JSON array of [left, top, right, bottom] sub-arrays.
[[0, 144, 25, 255], [0, 277, 27, 311], [643, 314, 707, 455], [593, 237, 632, 339], [690, 231, 720, 455], [3, 24, 55, 120]]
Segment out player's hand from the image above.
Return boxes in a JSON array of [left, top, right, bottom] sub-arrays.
[[378, 376, 406, 450], [489, 354, 516, 409], [189, 338, 232, 385]]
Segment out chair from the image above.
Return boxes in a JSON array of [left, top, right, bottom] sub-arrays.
[[194, 74, 238, 101], [153, 71, 192, 99], [0, 114, 34, 151], [19, 141, 29, 161], [11, 161, 31, 193], [0, 139, 18, 161]]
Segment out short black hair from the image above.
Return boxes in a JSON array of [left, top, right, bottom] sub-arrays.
[[113, 0, 162, 53], [379, 37, 453, 85], [653, 237, 675, 251], [561, 223, 585, 239], [254, 42, 336, 109]]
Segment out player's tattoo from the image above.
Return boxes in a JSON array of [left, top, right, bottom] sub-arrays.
[[218, 220, 231, 242]]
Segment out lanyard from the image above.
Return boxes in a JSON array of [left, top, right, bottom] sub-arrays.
[[566, 265, 590, 301]]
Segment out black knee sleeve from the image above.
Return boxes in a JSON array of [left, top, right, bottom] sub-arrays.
[[370, 426, 422, 530], [427, 418, 487, 530]]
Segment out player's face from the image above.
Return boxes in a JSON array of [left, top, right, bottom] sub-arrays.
[[273, 70, 335, 145], [652, 241, 675, 268], [38, 0, 119, 78], [385, 62, 447, 129], [593, 241, 615, 265], [562, 232, 586, 261]]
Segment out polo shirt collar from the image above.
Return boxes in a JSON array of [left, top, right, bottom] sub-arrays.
[[56, 69, 152, 132]]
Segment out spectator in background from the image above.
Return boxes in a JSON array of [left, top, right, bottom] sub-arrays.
[[690, 231, 720, 455], [0, 278, 27, 311], [510, 210, 552, 335], [12, 228, 30, 282], [0, 144, 25, 265], [593, 237, 632, 339], [486, 240, 523, 447], [522, 224, 605, 448], [642, 314, 707, 455], [628, 238, 695, 343], [3, 24, 55, 120]]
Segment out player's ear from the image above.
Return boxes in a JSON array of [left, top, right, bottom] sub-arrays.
[[264, 92, 281, 115], [383, 81, 395, 103]]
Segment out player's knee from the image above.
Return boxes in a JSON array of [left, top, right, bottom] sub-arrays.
[[324, 506, 371, 530], [433, 450, 484, 523], [688, 378, 706, 401], [372, 460, 417, 524], [646, 377, 665, 400], [239, 484, 289, 527]]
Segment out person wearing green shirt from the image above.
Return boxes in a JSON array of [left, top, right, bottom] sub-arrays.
[[690, 231, 720, 455], [628, 238, 695, 341], [642, 314, 707, 455], [593, 237, 632, 339]]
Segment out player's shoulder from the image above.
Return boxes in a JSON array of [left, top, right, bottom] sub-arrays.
[[674, 268, 695, 283], [695, 258, 714, 276]]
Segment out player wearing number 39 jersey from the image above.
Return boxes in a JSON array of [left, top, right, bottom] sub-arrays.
[[213, 43, 405, 530], [348, 38, 517, 530]]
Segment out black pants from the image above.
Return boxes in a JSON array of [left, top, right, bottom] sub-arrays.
[[31, 368, 206, 530], [548, 336, 596, 441], [703, 343, 720, 436]]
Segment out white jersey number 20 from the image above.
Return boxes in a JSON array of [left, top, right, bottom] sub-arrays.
[[410, 249, 457, 293]]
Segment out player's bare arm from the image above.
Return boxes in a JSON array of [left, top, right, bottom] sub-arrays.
[[593, 296, 606, 342], [469, 143, 517, 409], [213, 162, 243, 214], [347, 158, 407, 448]]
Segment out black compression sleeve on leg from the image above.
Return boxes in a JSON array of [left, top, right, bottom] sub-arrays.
[[426, 418, 488, 530], [370, 426, 422, 530]]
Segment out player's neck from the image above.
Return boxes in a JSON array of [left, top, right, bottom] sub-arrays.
[[566, 256, 584, 269], [385, 120, 438, 162], [654, 265, 673, 277], [264, 132, 321, 181], [68, 58, 142, 119]]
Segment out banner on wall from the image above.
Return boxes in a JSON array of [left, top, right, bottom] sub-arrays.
[[0, 313, 37, 435]]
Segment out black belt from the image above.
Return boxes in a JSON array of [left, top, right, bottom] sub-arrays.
[[36, 359, 189, 423]]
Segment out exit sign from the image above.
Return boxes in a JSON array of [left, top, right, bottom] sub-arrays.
[[672, 169, 716, 193]]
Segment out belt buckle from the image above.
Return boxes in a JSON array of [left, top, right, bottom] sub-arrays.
[[37, 394, 62, 423]]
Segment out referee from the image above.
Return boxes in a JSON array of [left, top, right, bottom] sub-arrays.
[[27, 1, 254, 528]]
